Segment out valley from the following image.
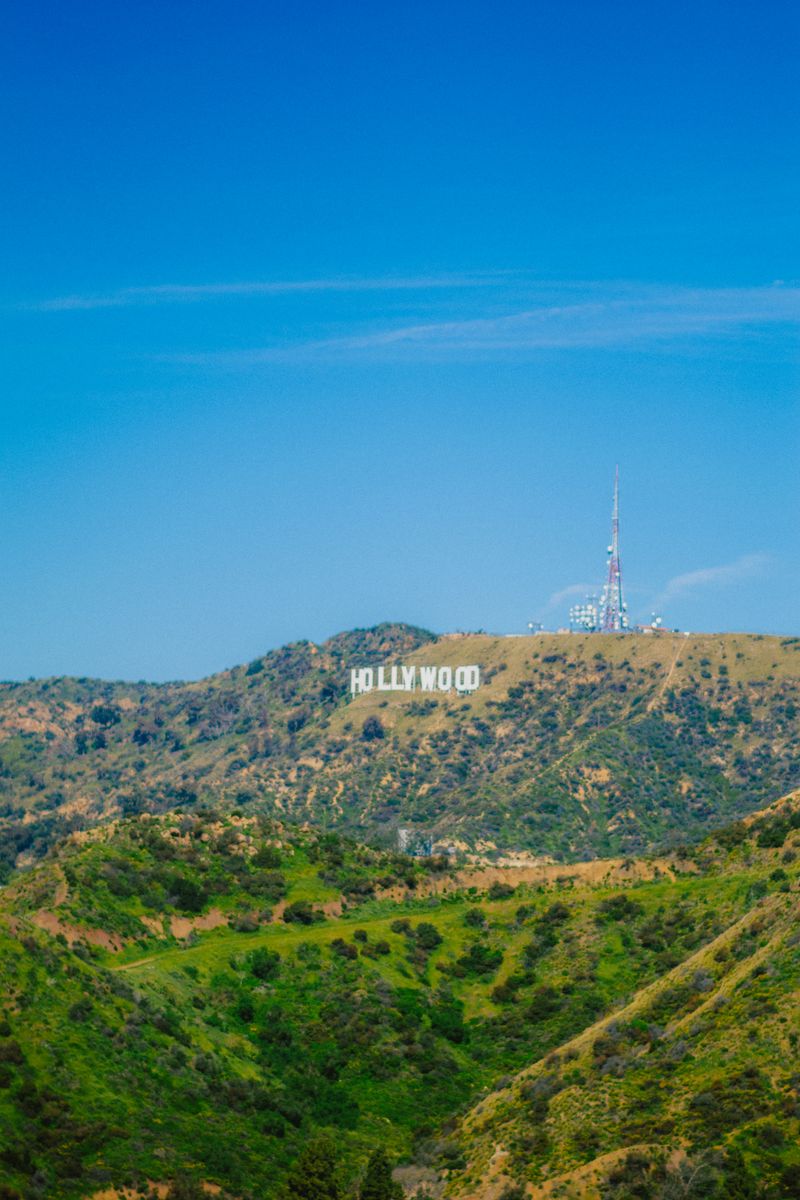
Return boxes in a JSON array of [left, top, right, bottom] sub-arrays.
[[1, 626, 800, 1198], [0, 791, 798, 1198]]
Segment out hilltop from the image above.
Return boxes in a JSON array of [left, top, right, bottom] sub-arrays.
[[3, 625, 800, 878], [0, 796, 797, 1198]]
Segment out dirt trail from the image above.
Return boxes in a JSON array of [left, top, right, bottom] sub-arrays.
[[110, 854, 688, 974], [454, 893, 789, 1198], [53, 870, 69, 906], [411, 853, 688, 898], [115, 955, 158, 972], [86, 1185, 221, 1199], [521, 635, 685, 786], [670, 898, 799, 1032], [646, 635, 685, 712], [460, 1143, 670, 1200], [527, 1143, 671, 1200]]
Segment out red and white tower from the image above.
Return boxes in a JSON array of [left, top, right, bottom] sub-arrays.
[[599, 466, 628, 632]]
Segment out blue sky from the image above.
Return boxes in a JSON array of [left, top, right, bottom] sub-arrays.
[[2, 0, 799, 680]]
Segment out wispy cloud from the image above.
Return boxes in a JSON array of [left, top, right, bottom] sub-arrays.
[[24, 277, 800, 363], [23, 272, 508, 312], [655, 553, 770, 610], [547, 582, 598, 609], [159, 282, 800, 365]]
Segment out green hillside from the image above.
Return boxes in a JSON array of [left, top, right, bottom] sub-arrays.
[[445, 795, 800, 1200], [3, 626, 800, 878], [0, 796, 798, 1198]]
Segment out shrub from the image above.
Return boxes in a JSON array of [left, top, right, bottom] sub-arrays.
[[688, 1067, 769, 1138], [249, 947, 281, 980], [283, 900, 322, 925], [287, 708, 310, 734], [166, 1177, 206, 1200], [90, 704, 121, 727], [232, 912, 259, 932], [415, 922, 443, 951], [430, 993, 466, 1043], [456, 941, 503, 977], [67, 998, 93, 1023], [284, 1134, 342, 1200], [464, 907, 486, 928], [542, 901, 571, 924], [488, 881, 515, 900], [253, 844, 282, 869], [236, 997, 255, 1023], [331, 939, 358, 960], [525, 985, 561, 1021], [362, 716, 385, 742], [248, 870, 287, 903], [498, 1186, 526, 1200], [166, 872, 208, 915], [359, 1148, 403, 1200], [598, 894, 644, 921]]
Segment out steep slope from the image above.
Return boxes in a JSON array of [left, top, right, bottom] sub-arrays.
[[2, 626, 800, 877], [443, 795, 800, 1199], [0, 800, 798, 1198]]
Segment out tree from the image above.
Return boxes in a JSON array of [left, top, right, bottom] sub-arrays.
[[415, 922, 443, 951], [284, 1134, 341, 1200], [362, 716, 385, 741], [282, 899, 321, 925], [359, 1149, 403, 1200], [90, 704, 121, 728], [249, 946, 281, 980]]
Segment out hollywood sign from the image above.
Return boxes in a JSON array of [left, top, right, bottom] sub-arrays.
[[350, 664, 481, 696]]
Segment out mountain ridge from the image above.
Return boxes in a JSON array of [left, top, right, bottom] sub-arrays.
[[2, 625, 800, 879]]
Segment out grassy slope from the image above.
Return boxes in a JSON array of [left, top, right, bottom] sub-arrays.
[[446, 795, 800, 1200], [0, 799, 798, 1199]]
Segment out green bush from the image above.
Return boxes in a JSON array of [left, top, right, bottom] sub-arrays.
[[283, 900, 323, 925], [414, 922, 443, 951], [249, 947, 281, 980]]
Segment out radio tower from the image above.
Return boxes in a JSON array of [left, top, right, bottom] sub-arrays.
[[600, 466, 628, 632]]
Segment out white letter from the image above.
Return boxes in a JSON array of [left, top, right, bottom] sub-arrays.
[[401, 665, 415, 691], [455, 665, 480, 693], [419, 666, 437, 691], [438, 666, 453, 692], [377, 667, 390, 691], [359, 667, 374, 693], [350, 669, 359, 695]]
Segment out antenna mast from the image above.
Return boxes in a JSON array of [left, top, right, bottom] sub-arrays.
[[600, 465, 628, 632]]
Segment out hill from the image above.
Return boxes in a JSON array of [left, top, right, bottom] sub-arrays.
[[3, 626, 800, 877], [0, 796, 798, 1198], [443, 793, 800, 1199]]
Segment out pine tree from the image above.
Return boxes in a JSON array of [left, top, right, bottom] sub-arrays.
[[284, 1135, 341, 1200], [359, 1149, 402, 1200]]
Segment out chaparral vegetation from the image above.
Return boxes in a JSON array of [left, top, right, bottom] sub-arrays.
[[0, 629, 799, 1198]]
